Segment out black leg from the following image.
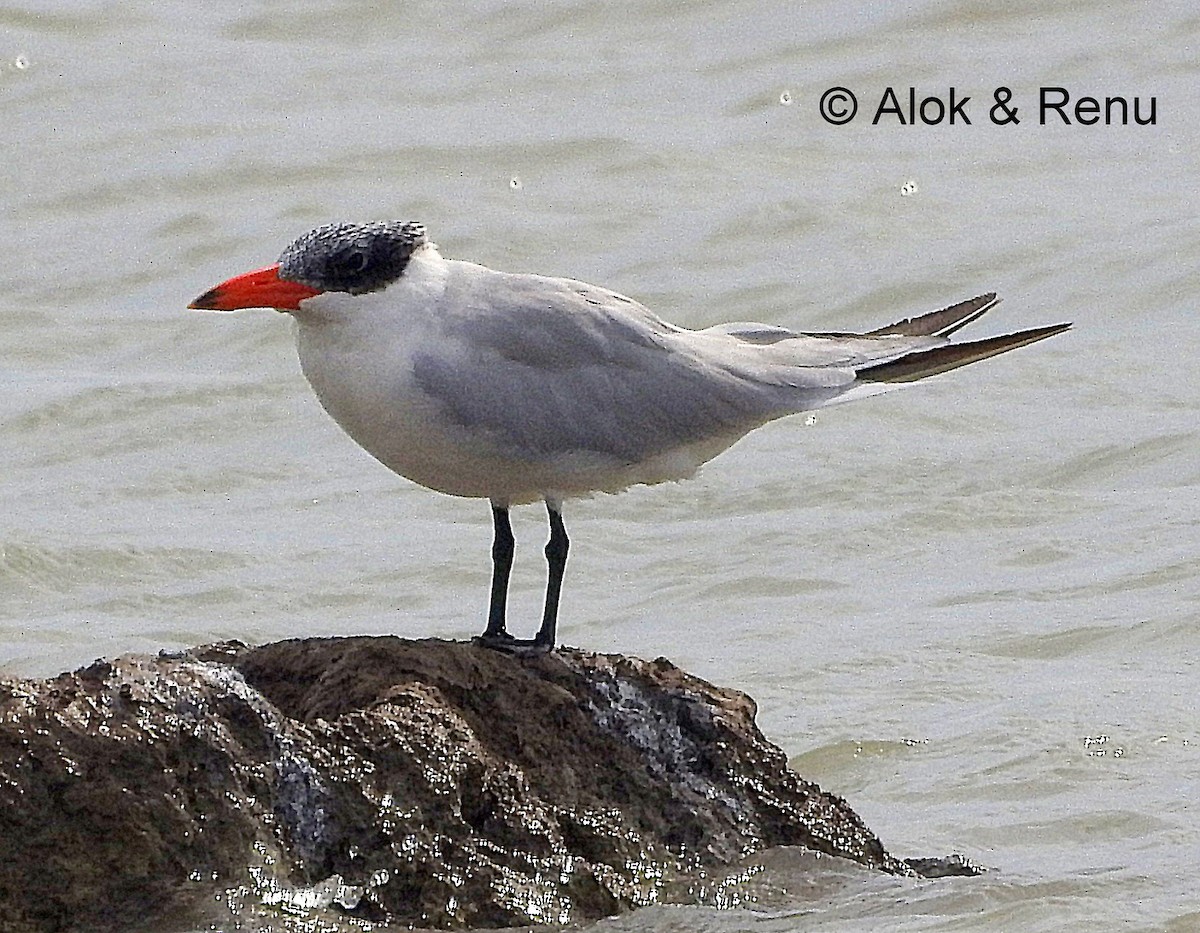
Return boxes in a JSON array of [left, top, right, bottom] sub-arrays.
[[481, 503, 514, 640], [534, 503, 569, 649], [474, 501, 568, 656]]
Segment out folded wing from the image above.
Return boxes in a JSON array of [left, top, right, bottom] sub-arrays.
[[414, 267, 1067, 466]]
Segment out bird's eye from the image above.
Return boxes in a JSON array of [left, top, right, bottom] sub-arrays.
[[341, 250, 369, 274]]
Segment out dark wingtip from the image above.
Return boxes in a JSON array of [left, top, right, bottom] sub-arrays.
[[868, 292, 1002, 338], [1032, 321, 1073, 338], [858, 320, 1072, 384]]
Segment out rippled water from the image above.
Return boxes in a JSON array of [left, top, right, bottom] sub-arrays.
[[3, 1, 1198, 930]]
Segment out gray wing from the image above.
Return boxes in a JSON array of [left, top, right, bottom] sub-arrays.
[[410, 263, 947, 465]]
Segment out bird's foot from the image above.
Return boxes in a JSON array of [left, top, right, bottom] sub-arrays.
[[472, 632, 555, 657]]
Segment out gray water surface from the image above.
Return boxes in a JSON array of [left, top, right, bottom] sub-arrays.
[[2, 2, 1198, 930]]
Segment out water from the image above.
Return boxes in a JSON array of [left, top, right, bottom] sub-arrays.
[[2, 1, 1198, 929]]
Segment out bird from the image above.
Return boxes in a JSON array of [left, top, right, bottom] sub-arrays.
[[189, 221, 1069, 655]]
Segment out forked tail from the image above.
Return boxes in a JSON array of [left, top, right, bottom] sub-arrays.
[[856, 294, 1070, 383]]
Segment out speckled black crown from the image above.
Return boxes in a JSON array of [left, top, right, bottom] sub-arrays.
[[277, 221, 428, 295]]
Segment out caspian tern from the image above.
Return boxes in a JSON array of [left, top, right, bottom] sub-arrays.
[[190, 221, 1068, 654]]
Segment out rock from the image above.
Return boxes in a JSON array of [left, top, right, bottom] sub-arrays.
[[0, 637, 972, 932]]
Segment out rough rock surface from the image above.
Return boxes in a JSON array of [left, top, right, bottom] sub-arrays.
[[0, 637, 969, 932]]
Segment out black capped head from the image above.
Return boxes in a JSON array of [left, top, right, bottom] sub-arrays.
[[277, 221, 428, 295]]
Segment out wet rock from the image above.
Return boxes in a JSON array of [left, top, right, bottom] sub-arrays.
[[0, 637, 969, 931]]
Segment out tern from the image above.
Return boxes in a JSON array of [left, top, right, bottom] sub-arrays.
[[190, 221, 1068, 654]]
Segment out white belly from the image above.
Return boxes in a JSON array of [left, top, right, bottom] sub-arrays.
[[294, 317, 743, 504]]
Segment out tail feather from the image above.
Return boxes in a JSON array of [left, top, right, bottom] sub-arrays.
[[867, 293, 1001, 338], [856, 322, 1071, 384]]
